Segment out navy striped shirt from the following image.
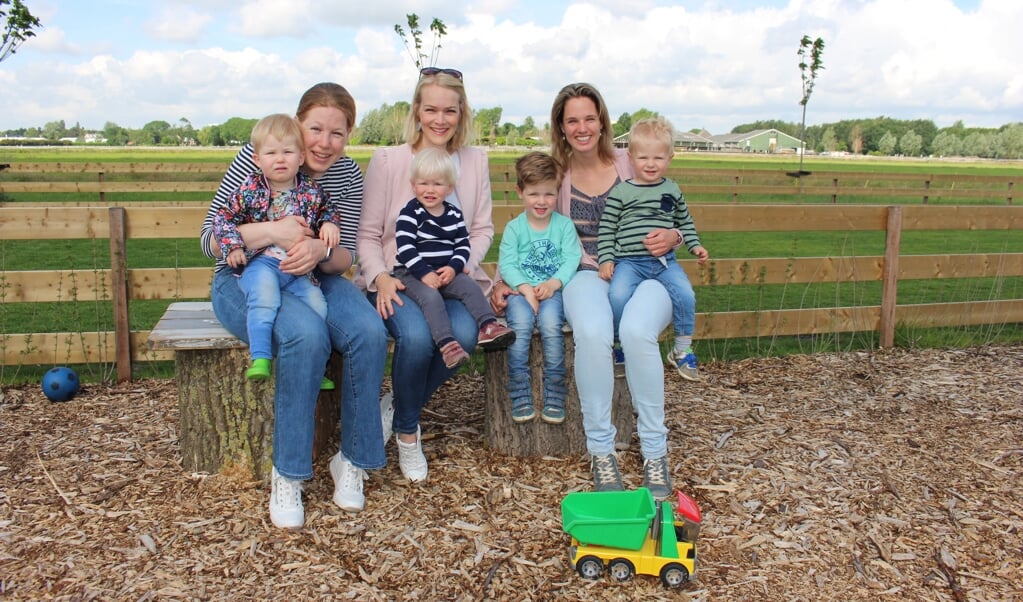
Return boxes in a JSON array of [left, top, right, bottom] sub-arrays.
[[394, 199, 471, 279]]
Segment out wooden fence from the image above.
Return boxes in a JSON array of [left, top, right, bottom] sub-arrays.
[[3, 201, 1021, 381], [2, 162, 1017, 206]]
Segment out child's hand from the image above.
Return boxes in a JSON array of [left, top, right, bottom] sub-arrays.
[[435, 266, 455, 286], [319, 222, 340, 249], [692, 245, 709, 265], [535, 278, 562, 301], [518, 284, 539, 314], [421, 271, 442, 289], [226, 249, 246, 269], [598, 262, 615, 281]]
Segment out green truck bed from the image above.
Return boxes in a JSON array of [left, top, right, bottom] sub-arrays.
[[560, 488, 657, 551]]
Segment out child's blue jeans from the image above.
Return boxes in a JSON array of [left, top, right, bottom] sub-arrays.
[[504, 291, 567, 408], [608, 255, 695, 341], [237, 253, 327, 360]]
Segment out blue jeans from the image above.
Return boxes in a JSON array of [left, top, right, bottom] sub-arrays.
[[563, 270, 672, 459], [212, 268, 388, 480], [504, 292, 567, 408], [237, 253, 327, 360], [609, 255, 695, 343], [370, 291, 477, 436]]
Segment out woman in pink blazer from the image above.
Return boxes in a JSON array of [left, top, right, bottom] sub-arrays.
[[357, 68, 495, 483]]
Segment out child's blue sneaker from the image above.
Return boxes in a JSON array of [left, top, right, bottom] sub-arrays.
[[541, 404, 565, 424], [612, 345, 625, 366], [511, 401, 536, 423], [667, 348, 700, 381]]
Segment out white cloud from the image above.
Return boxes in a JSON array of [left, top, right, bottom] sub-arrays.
[[1, 0, 1020, 133], [145, 7, 215, 43]]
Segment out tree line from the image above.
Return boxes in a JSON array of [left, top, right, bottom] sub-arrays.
[[3, 112, 1022, 159]]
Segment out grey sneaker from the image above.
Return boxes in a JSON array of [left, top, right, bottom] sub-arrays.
[[667, 348, 700, 381], [380, 392, 394, 443], [591, 453, 624, 492], [269, 467, 304, 529], [642, 455, 673, 500], [329, 452, 366, 513]]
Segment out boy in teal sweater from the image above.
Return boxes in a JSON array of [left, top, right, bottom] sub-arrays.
[[498, 152, 582, 423]]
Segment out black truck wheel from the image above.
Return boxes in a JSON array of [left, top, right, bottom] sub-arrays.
[[607, 558, 635, 582], [660, 562, 690, 588], [576, 555, 603, 580]]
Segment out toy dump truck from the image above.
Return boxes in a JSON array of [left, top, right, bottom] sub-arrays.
[[561, 487, 701, 588]]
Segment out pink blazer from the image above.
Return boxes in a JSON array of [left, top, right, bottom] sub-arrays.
[[357, 143, 495, 293]]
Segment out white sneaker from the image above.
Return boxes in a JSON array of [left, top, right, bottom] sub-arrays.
[[396, 426, 428, 482], [269, 467, 304, 529], [380, 392, 395, 443], [329, 452, 366, 513]]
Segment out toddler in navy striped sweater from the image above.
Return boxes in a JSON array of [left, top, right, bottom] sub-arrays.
[[392, 148, 515, 368]]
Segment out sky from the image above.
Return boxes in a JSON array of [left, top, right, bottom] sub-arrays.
[[1, 0, 1020, 136]]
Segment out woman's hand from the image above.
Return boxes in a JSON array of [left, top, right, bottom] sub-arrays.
[[643, 227, 679, 258], [374, 273, 405, 319], [489, 280, 515, 315], [279, 237, 323, 275], [271, 215, 315, 250]]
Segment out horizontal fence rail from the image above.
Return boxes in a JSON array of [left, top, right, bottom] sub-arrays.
[[2, 162, 1017, 206], [2, 201, 1022, 380]]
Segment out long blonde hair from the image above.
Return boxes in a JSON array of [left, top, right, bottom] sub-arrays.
[[403, 72, 474, 152]]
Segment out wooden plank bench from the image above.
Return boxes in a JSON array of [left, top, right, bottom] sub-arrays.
[[147, 302, 340, 480], [149, 301, 636, 478]]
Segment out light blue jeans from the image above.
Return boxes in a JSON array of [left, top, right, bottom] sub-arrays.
[[563, 270, 672, 459], [237, 253, 327, 360], [370, 291, 478, 436], [213, 268, 388, 480], [504, 292, 567, 409], [609, 255, 695, 343]]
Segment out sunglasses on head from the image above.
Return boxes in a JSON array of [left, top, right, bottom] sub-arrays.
[[420, 67, 463, 81]]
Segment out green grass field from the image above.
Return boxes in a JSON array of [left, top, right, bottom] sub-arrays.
[[1, 147, 1021, 383]]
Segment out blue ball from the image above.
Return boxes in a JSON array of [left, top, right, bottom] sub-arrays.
[[42, 367, 80, 402]]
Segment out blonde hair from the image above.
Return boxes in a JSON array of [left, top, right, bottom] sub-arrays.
[[628, 117, 675, 153], [250, 114, 305, 152], [549, 82, 615, 166], [404, 72, 474, 152], [515, 151, 563, 190], [410, 147, 457, 186]]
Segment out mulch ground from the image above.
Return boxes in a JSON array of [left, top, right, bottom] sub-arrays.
[[1, 345, 1021, 601]]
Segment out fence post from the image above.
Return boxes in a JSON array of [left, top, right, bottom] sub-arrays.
[[922, 179, 930, 204], [108, 207, 132, 381], [99, 171, 106, 204], [1008, 180, 1014, 205], [879, 206, 903, 348]]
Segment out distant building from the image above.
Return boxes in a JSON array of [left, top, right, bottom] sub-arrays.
[[709, 128, 803, 153], [614, 127, 802, 153]]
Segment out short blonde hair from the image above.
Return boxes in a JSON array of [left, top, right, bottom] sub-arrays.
[[410, 147, 457, 186], [251, 114, 305, 153], [628, 117, 675, 153]]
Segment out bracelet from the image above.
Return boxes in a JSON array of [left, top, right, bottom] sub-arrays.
[[319, 245, 333, 263]]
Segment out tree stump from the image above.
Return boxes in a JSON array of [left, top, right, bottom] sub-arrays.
[[482, 332, 635, 457], [175, 348, 341, 482]]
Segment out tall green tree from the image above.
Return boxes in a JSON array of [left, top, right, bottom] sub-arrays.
[[394, 14, 447, 70], [0, 0, 40, 63], [877, 131, 897, 155], [795, 35, 824, 174], [899, 129, 922, 156]]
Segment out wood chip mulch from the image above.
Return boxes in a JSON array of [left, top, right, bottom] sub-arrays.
[[1, 345, 1021, 601]]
